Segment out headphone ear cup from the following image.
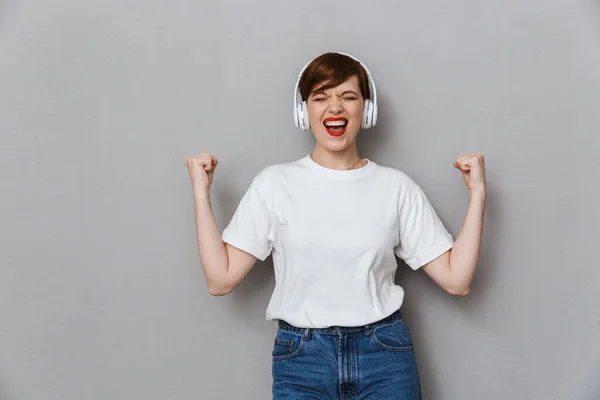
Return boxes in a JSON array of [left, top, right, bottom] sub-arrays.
[[293, 100, 300, 128], [371, 102, 378, 127], [296, 102, 303, 130], [362, 100, 373, 129], [299, 101, 310, 131]]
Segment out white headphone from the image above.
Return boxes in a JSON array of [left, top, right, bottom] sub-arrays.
[[293, 52, 378, 131]]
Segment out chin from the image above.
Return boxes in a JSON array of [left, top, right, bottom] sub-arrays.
[[318, 137, 356, 152]]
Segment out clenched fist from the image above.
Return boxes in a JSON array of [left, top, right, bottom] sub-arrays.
[[185, 152, 218, 191], [453, 152, 486, 194]]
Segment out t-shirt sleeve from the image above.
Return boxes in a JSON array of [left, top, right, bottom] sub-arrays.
[[221, 172, 273, 261], [394, 178, 454, 270]]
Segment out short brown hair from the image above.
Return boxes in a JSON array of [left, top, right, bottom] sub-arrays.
[[299, 52, 371, 102]]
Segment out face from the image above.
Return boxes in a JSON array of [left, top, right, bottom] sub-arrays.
[[306, 75, 365, 152]]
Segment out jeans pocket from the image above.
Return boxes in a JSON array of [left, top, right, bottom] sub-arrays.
[[371, 318, 413, 352], [272, 329, 305, 362]]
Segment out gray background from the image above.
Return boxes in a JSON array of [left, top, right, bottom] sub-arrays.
[[1, 0, 599, 399]]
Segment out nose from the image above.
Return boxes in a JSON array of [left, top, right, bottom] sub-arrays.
[[328, 97, 343, 114]]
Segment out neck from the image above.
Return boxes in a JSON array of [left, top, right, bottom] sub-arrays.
[[310, 146, 365, 170]]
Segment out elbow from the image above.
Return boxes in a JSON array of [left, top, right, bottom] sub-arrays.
[[447, 285, 471, 297], [208, 282, 232, 296], [208, 288, 230, 296]]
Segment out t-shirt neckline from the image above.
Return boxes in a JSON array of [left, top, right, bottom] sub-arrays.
[[300, 153, 377, 180]]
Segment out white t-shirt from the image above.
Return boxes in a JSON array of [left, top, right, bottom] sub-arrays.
[[221, 154, 454, 328]]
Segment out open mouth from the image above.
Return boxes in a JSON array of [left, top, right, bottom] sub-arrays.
[[323, 118, 348, 136]]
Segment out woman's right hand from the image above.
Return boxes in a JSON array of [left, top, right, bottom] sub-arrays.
[[185, 152, 218, 192]]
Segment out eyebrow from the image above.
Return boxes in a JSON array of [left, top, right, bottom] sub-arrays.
[[311, 90, 359, 97]]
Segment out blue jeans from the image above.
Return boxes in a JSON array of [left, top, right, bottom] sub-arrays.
[[272, 308, 422, 399]]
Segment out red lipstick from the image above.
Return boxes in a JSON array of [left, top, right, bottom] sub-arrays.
[[323, 117, 348, 137]]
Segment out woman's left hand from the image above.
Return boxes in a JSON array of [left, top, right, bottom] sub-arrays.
[[453, 153, 486, 194]]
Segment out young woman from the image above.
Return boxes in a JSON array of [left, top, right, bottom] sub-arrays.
[[186, 52, 486, 399]]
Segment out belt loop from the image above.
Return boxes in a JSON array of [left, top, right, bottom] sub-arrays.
[[303, 328, 312, 340]]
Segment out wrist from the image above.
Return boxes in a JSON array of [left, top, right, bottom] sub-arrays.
[[193, 186, 211, 199], [469, 188, 486, 198]]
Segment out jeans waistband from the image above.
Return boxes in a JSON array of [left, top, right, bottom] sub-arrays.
[[277, 308, 404, 335]]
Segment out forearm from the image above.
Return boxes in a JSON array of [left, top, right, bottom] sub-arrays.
[[449, 189, 486, 294], [192, 187, 229, 294]]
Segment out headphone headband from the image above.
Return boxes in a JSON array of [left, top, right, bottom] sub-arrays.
[[293, 52, 378, 130]]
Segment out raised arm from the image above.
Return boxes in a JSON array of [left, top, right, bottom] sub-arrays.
[[186, 152, 259, 296], [422, 153, 487, 296]]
